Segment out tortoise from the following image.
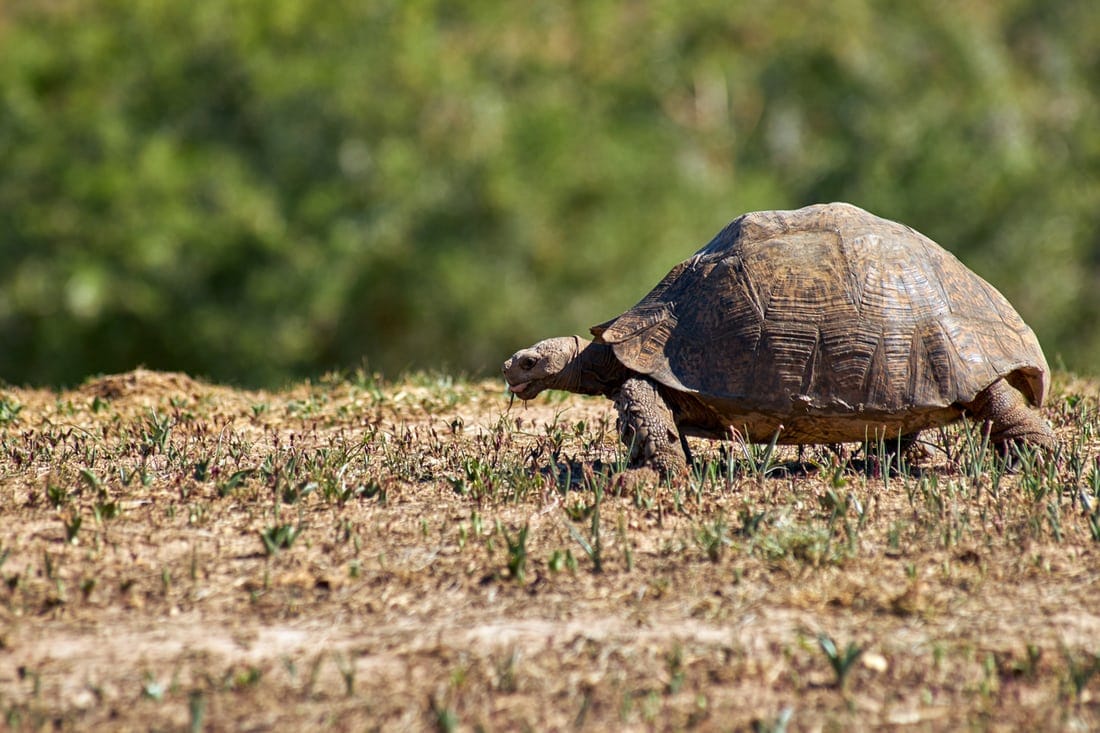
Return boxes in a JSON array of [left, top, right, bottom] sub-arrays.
[[502, 202, 1055, 474]]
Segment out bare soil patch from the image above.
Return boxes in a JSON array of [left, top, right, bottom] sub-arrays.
[[1, 370, 1098, 730]]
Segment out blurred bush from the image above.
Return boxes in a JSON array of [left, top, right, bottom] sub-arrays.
[[1, 0, 1097, 386]]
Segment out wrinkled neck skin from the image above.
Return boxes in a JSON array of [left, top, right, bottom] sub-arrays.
[[558, 337, 630, 396]]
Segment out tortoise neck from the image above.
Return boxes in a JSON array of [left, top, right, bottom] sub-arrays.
[[563, 338, 628, 396]]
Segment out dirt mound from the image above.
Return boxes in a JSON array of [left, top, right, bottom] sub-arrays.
[[79, 368, 209, 400]]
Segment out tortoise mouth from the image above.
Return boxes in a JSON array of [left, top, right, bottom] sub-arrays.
[[508, 378, 543, 396], [507, 380, 535, 399]]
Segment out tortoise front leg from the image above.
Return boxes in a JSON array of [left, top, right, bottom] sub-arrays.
[[960, 378, 1057, 452], [614, 377, 687, 476]]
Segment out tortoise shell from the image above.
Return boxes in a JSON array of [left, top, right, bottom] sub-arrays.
[[591, 203, 1048, 443]]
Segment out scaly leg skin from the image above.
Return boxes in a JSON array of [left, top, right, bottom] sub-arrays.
[[961, 378, 1057, 455], [614, 377, 687, 477], [896, 431, 934, 468]]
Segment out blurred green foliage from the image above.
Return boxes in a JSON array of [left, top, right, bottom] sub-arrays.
[[1, 0, 1097, 386]]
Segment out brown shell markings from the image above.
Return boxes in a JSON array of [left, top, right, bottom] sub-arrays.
[[592, 203, 1047, 442]]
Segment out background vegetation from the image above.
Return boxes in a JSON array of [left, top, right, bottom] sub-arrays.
[[1, 0, 1097, 387]]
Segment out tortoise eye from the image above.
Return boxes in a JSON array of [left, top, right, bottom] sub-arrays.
[[520, 356, 537, 370]]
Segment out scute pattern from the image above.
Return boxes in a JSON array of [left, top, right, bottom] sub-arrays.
[[593, 203, 1049, 432]]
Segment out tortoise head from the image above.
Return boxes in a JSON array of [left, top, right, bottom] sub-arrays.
[[502, 336, 594, 399]]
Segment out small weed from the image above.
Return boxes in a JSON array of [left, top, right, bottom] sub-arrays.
[[980, 652, 999, 697], [495, 648, 520, 693], [142, 409, 173, 455], [260, 524, 302, 556], [1088, 504, 1100, 543], [188, 503, 207, 525], [737, 506, 767, 537], [754, 524, 835, 566], [188, 690, 206, 733], [503, 523, 529, 583], [43, 551, 58, 580], [564, 498, 596, 522], [956, 420, 992, 480], [361, 480, 387, 504], [63, 512, 82, 544], [995, 645, 1042, 681], [563, 483, 605, 572], [739, 427, 782, 478], [665, 645, 685, 694], [696, 516, 731, 562], [453, 456, 500, 501], [304, 653, 325, 698], [17, 666, 42, 699], [1063, 648, 1100, 701], [141, 674, 166, 701], [217, 468, 254, 497], [79, 468, 105, 497], [45, 482, 69, 508], [631, 481, 656, 510], [334, 653, 356, 697], [430, 695, 459, 733], [281, 480, 316, 506], [224, 666, 262, 690], [617, 513, 634, 571], [564, 513, 602, 573], [548, 548, 577, 573], [0, 396, 22, 425], [754, 706, 794, 733], [93, 500, 121, 523], [817, 633, 863, 690]]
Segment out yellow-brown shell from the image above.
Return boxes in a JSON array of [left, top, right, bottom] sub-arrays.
[[592, 203, 1048, 435]]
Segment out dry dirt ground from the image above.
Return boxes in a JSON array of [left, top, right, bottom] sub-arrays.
[[1, 369, 1099, 731]]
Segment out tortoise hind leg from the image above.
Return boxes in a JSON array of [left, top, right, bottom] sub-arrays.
[[614, 377, 688, 477], [883, 431, 924, 472], [960, 378, 1056, 452], [853, 431, 922, 475]]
